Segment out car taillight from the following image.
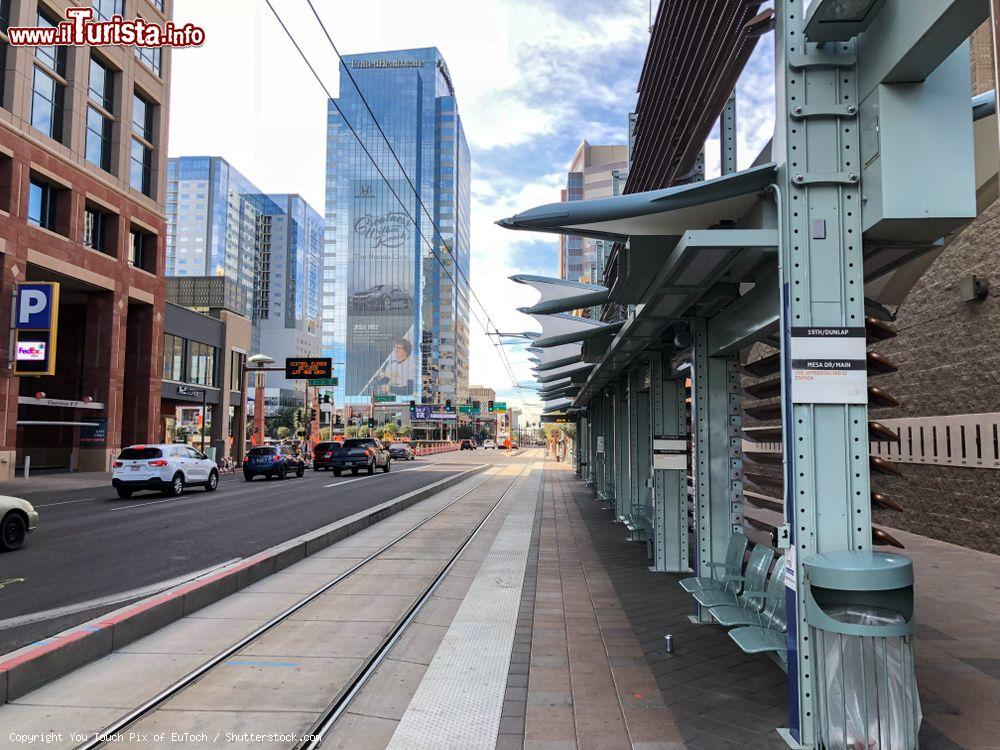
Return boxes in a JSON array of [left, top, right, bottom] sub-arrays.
[[243, 456, 249, 464], [113, 461, 123, 468], [272, 455, 281, 462], [148, 459, 168, 467]]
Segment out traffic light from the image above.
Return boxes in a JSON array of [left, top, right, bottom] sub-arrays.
[[488, 400, 494, 413], [409, 400, 416, 412], [445, 399, 453, 413], [368, 418, 376, 429], [335, 415, 343, 426], [310, 409, 318, 422], [323, 394, 331, 404], [473, 400, 480, 410]]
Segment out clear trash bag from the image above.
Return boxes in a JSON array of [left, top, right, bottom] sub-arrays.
[[818, 606, 922, 750]]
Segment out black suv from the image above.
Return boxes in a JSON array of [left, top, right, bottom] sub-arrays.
[[312, 441, 342, 471], [243, 445, 306, 481]]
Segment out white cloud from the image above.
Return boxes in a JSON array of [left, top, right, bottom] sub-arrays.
[[168, 0, 775, 412]]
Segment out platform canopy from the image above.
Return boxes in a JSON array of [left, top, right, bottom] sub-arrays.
[[534, 362, 595, 384], [525, 313, 625, 349], [497, 163, 777, 242], [512, 275, 610, 315]]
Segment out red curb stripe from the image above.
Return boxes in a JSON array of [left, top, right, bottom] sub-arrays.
[[0, 553, 271, 672]]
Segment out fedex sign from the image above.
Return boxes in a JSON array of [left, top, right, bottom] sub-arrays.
[[14, 282, 59, 376]]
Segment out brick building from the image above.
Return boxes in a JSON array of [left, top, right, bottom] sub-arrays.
[[862, 21, 1000, 553], [0, 0, 172, 477]]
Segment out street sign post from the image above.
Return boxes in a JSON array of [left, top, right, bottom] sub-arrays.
[[308, 377, 339, 387]]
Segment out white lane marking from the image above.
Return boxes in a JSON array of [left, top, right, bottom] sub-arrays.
[[322, 464, 431, 488], [0, 558, 241, 631], [33, 497, 96, 508], [109, 495, 187, 512]]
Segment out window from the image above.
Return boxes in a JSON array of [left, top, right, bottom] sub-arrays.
[[230, 350, 245, 391], [88, 56, 114, 110], [83, 202, 117, 255], [188, 341, 216, 387], [131, 93, 154, 195], [135, 45, 161, 76], [31, 68, 64, 142], [86, 107, 113, 171], [35, 9, 67, 76], [163, 333, 185, 381], [26, 176, 72, 234], [92, 0, 124, 22], [129, 227, 157, 272]]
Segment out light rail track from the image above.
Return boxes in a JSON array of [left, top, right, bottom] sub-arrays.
[[74, 462, 528, 749]]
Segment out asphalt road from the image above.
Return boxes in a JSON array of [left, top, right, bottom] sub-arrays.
[[0, 450, 501, 654]]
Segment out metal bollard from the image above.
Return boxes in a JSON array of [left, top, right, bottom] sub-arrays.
[[664, 634, 674, 653], [23, 455, 30, 479]]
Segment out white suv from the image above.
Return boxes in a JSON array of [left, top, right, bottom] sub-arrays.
[[112, 444, 219, 499]]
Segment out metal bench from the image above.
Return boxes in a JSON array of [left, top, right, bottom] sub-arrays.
[[679, 531, 749, 594], [709, 553, 787, 628], [692, 544, 774, 609], [727, 567, 789, 658]]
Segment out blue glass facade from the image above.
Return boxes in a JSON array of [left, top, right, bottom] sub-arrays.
[[324, 47, 470, 406], [165, 158, 323, 389]]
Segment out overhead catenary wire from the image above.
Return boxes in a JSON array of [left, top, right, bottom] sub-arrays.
[[262, 0, 530, 412]]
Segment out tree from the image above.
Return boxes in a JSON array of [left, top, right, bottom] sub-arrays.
[[276, 426, 291, 440], [345, 425, 360, 438], [265, 406, 298, 437], [319, 427, 331, 440]]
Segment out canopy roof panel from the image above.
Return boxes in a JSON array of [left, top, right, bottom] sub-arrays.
[[498, 164, 776, 242]]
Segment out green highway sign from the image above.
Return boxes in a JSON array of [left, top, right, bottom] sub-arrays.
[[458, 405, 480, 414], [490, 402, 507, 412], [374, 395, 396, 403], [308, 377, 338, 387]]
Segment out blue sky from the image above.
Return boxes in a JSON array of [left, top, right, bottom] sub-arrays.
[[169, 0, 775, 417]]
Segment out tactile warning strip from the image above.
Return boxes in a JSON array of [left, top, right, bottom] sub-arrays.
[[386, 463, 542, 749]]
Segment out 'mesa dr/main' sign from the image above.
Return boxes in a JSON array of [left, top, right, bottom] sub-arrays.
[[14, 283, 60, 376]]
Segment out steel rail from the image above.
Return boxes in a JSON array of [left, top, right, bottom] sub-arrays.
[[73, 463, 503, 750], [297, 461, 531, 748]]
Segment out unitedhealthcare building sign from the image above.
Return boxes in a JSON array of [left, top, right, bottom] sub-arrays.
[[351, 59, 425, 69]]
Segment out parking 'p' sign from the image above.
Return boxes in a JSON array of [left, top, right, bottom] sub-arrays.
[[14, 282, 59, 376], [17, 284, 55, 328]]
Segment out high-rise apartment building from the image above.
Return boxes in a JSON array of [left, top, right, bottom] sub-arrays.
[[323, 47, 471, 407], [558, 141, 628, 284], [165, 156, 322, 405], [0, 0, 173, 477]]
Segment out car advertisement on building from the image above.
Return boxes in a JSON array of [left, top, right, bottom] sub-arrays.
[[346, 179, 419, 399]]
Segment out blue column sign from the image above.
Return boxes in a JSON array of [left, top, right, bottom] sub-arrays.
[[14, 282, 60, 376]]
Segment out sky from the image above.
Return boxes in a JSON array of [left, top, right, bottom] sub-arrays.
[[168, 0, 775, 419]]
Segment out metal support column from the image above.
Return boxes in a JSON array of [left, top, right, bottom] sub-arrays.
[[627, 367, 642, 537], [650, 349, 688, 572], [690, 319, 743, 620], [634, 360, 652, 545], [615, 375, 630, 523], [775, 2, 872, 744], [720, 91, 737, 175]]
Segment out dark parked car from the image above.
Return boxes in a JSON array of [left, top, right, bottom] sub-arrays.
[[243, 445, 305, 481], [460, 439, 475, 450], [327, 438, 391, 476], [387, 442, 415, 461], [350, 284, 412, 312], [312, 440, 343, 471]]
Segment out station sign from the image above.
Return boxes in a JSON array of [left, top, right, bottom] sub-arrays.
[[308, 377, 339, 387], [14, 282, 59, 376], [789, 327, 867, 404], [285, 357, 333, 380]]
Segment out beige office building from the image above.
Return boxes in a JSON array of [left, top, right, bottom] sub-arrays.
[[558, 141, 628, 284]]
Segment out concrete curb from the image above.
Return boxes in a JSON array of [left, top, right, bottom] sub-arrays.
[[0, 464, 489, 704]]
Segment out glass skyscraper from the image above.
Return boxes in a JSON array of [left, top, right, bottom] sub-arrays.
[[323, 47, 471, 407], [166, 156, 323, 399]]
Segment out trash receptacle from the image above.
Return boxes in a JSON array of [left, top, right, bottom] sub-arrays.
[[802, 551, 921, 750]]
